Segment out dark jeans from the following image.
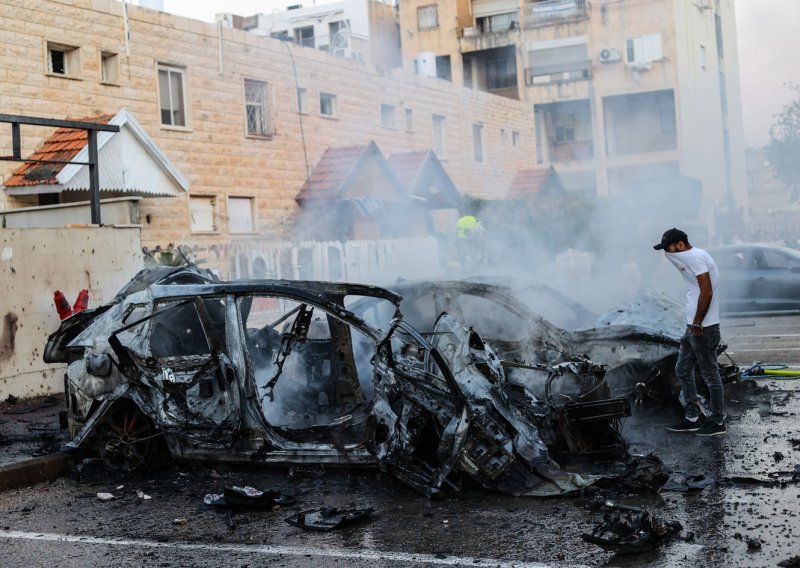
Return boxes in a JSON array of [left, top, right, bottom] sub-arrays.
[[674, 324, 725, 423]]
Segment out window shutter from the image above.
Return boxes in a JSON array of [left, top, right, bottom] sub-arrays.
[[158, 69, 171, 112], [170, 71, 185, 125]]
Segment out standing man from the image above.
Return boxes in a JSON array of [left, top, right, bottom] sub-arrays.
[[654, 228, 726, 436]]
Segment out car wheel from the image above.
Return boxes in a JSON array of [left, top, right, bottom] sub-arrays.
[[96, 400, 163, 471]]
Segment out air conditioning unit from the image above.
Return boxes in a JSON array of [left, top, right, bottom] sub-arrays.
[[463, 26, 479, 38], [599, 47, 621, 63]]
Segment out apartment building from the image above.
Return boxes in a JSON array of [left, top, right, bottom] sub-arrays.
[[398, 0, 748, 233], [217, 0, 402, 69], [0, 0, 536, 249]]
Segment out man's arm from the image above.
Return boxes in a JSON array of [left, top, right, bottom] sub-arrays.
[[693, 272, 712, 334]]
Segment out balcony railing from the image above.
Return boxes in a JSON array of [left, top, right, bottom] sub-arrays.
[[523, 0, 588, 28], [525, 60, 591, 86]]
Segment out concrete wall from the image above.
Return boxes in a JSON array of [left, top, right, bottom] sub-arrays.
[[0, 197, 141, 229], [0, 227, 143, 400]]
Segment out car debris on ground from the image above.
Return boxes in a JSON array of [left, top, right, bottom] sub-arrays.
[[582, 501, 689, 554], [203, 485, 295, 509], [284, 506, 376, 531]]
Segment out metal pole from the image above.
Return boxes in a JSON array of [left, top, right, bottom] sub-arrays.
[[88, 129, 101, 225], [11, 122, 20, 159]]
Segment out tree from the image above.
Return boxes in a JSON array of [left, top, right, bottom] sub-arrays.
[[768, 84, 800, 199]]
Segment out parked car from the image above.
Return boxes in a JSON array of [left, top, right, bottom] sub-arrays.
[[709, 244, 800, 313], [45, 265, 633, 497]]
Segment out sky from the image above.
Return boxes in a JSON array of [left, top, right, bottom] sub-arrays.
[[159, 0, 799, 148]]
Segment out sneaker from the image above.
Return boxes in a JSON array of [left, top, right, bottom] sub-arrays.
[[695, 420, 726, 437], [666, 418, 703, 432]]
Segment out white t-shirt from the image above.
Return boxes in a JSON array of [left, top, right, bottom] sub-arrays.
[[665, 247, 720, 326]]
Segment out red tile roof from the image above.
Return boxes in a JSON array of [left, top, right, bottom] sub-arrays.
[[386, 150, 428, 189], [507, 167, 565, 199], [296, 144, 371, 201], [4, 114, 115, 187]]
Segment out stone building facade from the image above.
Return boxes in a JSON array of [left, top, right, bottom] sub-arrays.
[[0, 0, 537, 249]]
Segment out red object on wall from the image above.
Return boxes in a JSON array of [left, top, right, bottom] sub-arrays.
[[73, 289, 89, 313], [53, 290, 73, 320]]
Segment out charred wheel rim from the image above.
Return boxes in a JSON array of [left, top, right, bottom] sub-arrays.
[[97, 401, 155, 471]]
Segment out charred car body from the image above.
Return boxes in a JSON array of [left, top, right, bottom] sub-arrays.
[[46, 266, 633, 497], [352, 279, 688, 405]]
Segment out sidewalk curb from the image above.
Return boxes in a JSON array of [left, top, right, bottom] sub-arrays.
[[0, 453, 74, 490]]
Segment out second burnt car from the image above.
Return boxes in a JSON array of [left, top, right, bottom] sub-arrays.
[[46, 266, 633, 497], [351, 279, 738, 406]]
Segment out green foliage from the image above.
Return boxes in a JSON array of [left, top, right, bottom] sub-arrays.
[[768, 84, 800, 197]]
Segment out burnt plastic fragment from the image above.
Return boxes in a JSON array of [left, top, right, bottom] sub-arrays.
[[284, 506, 375, 531], [582, 502, 684, 554], [203, 485, 296, 509], [662, 472, 714, 492]]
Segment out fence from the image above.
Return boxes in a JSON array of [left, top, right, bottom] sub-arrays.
[[229, 236, 444, 285]]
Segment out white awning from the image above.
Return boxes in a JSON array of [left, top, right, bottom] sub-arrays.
[[4, 108, 189, 197], [472, 0, 518, 18]]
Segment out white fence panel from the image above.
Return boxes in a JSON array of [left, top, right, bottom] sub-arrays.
[[232, 237, 443, 285]]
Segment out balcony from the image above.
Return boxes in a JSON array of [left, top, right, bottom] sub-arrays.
[[525, 60, 591, 86], [523, 0, 588, 28], [460, 11, 520, 52]]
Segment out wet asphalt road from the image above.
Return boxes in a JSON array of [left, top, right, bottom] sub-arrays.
[[1, 314, 799, 567]]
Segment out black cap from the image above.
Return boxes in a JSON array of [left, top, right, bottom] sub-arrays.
[[653, 228, 688, 250]]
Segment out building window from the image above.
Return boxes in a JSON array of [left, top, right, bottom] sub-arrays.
[[418, 5, 438, 30], [512, 130, 520, 147], [555, 115, 576, 144], [294, 26, 315, 48], [432, 114, 446, 158], [320, 92, 337, 117], [228, 196, 256, 233], [46, 42, 80, 77], [157, 64, 187, 127], [436, 55, 452, 81], [244, 79, 274, 137], [626, 33, 663, 64], [100, 51, 119, 84], [473, 124, 484, 163], [405, 108, 414, 132], [329, 20, 350, 46], [486, 57, 517, 90], [297, 87, 307, 113], [189, 196, 217, 233], [699, 45, 707, 70], [381, 104, 396, 128], [476, 12, 518, 33]]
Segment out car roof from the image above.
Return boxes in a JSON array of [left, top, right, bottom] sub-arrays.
[[149, 279, 402, 306]]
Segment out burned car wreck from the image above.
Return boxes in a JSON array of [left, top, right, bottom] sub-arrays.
[[46, 266, 638, 497], [358, 279, 738, 406], [352, 279, 685, 405]]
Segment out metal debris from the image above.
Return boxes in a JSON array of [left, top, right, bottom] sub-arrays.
[[203, 486, 295, 509], [661, 472, 714, 492], [284, 506, 375, 531], [582, 501, 687, 554]]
